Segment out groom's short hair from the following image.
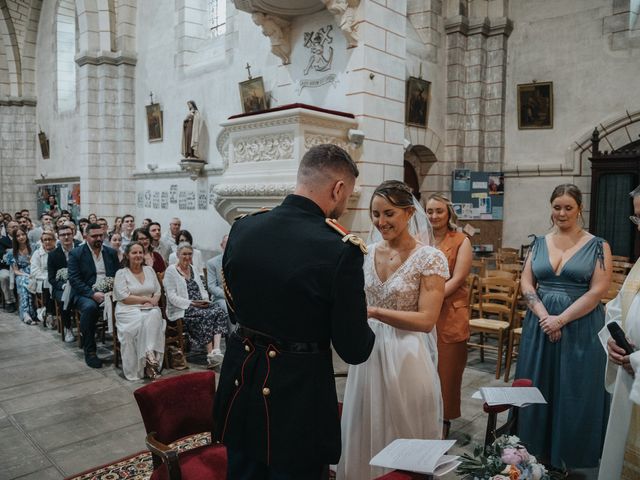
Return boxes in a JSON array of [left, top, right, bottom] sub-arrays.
[[297, 144, 359, 186]]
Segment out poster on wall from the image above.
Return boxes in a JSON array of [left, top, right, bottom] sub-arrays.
[[37, 183, 80, 221], [185, 191, 196, 210], [160, 192, 169, 209], [169, 185, 178, 204], [198, 191, 208, 210], [144, 190, 152, 208], [178, 191, 187, 210], [451, 170, 504, 220], [137, 192, 144, 208], [152, 191, 160, 209]]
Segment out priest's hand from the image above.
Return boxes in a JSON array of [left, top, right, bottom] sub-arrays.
[[607, 337, 635, 376]]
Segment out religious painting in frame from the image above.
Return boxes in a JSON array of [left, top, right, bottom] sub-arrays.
[[517, 82, 553, 129], [239, 76, 267, 114], [146, 103, 163, 142], [405, 77, 430, 128], [38, 130, 50, 159]]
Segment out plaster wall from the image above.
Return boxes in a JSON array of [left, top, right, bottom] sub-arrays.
[[502, 0, 640, 247]]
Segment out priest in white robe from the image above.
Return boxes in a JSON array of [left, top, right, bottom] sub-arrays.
[[598, 186, 640, 480]]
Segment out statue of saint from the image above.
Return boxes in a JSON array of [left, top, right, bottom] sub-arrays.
[[181, 100, 202, 159]]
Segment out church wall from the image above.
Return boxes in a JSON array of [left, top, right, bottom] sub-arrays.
[[502, 0, 640, 247], [34, 0, 83, 187]]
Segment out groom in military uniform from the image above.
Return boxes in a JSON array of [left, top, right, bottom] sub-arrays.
[[213, 144, 375, 479]]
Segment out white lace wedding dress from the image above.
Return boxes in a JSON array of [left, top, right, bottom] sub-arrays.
[[337, 244, 448, 479]]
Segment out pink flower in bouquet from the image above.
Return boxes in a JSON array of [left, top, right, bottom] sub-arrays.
[[501, 447, 530, 465]]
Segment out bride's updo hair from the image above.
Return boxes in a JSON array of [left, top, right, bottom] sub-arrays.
[[370, 180, 415, 215]]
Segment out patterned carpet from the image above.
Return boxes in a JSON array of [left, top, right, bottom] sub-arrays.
[[64, 433, 211, 480]]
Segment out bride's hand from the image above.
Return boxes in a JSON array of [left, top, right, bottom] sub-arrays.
[[367, 306, 378, 318]]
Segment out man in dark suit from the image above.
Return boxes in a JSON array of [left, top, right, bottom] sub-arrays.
[[68, 223, 120, 368], [47, 223, 77, 342], [212, 144, 376, 479]]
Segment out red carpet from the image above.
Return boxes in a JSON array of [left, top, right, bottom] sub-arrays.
[[64, 433, 210, 480]]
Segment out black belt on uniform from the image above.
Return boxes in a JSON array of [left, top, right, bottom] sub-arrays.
[[235, 326, 329, 353]]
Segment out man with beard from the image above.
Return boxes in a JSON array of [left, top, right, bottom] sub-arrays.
[[68, 223, 120, 368], [213, 144, 375, 479]]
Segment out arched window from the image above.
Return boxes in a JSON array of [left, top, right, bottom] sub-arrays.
[[56, 0, 76, 112], [208, 0, 226, 38]]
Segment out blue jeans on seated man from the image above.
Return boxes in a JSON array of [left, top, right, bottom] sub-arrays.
[[227, 448, 328, 480], [74, 295, 102, 367]]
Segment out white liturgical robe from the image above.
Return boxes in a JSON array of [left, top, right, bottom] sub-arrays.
[[598, 261, 640, 480]]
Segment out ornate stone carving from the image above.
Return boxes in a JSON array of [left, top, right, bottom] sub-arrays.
[[233, 134, 294, 163], [321, 0, 360, 48], [252, 12, 292, 65], [304, 134, 349, 151], [213, 183, 296, 200]]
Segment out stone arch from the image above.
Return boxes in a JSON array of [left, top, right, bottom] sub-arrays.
[[20, 0, 43, 97], [404, 125, 444, 163], [0, 2, 22, 97], [0, 23, 9, 96], [566, 108, 640, 176]]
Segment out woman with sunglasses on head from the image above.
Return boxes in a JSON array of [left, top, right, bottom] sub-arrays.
[[6, 227, 37, 324]]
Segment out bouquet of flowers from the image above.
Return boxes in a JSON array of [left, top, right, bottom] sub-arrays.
[[56, 268, 68, 282], [92, 276, 114, 293], [457, 435, 555, 480]]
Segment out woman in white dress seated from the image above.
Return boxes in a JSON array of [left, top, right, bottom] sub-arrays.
[[113, 241, 166, 380], [338, 180, 449, 479]]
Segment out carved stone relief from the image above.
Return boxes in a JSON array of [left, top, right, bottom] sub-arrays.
[[252, 12, 292, 64], [233, 133, 294, 163], [304, 134, 349, 151], [321, 0, 360, 48]]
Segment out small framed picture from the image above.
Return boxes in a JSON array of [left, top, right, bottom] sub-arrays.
[[517, 82, 553, 129], [405, 76, 431, 128], [239, 77, 268, 114], [146, 103, 164, 142], [38, 130, 50, 159]]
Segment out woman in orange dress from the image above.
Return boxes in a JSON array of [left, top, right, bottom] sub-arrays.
[[426, 194, 472, 437]]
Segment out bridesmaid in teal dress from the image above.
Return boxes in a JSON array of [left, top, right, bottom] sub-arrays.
[[515, 184, 612, 469]]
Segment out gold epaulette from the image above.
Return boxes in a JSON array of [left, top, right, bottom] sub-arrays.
[[325, 218, 368, 255], [221, 267, 236, 314], [234, 207, 271, 221]]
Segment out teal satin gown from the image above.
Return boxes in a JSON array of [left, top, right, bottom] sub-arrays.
[[514, 236, 611, 469]]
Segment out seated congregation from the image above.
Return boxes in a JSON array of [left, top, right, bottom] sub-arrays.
[[0, 210, 230, 377]]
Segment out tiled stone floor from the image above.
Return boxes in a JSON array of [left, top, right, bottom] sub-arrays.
[[0, 309, 595, 479]]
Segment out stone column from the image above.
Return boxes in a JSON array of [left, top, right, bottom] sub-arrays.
[[444, 14, 511, 171], [75, 56, 136, 217], [346, 0, 408, 235], [0, 98, 37, 212]]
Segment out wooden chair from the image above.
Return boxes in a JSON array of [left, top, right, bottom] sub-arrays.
[[111, 299, 122, 368], [158, 271, 188, 369], [468, 277, 520, 379], [134, 371, 227, 479], [611, 255, 630, 263], [486, 269, 516, 280], [612, 261, 634, 275], [497, 248, 520, 267], [503, 297, 527, 382], [499, 262, 522, 279], [74, 305, 107, 348], [471, 259, 486, 278]]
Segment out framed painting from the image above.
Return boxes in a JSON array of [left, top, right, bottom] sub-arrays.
[[405, 77, 430, 128], [239, 76, 267, 114], [517, 82, 553, 129], [146, 103, 163, 142]]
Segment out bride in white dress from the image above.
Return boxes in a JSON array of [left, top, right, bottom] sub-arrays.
[[337, 180, 449, 479]]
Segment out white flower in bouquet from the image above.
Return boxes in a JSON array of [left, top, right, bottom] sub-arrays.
[[92, 276, 114, 293], [56, 268, 68, 282]]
